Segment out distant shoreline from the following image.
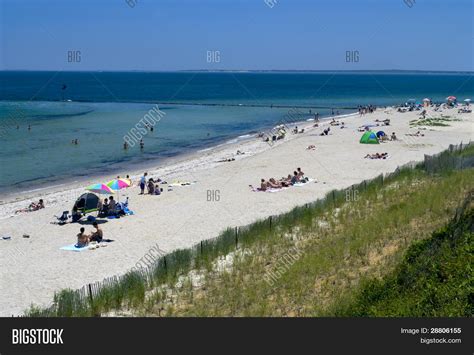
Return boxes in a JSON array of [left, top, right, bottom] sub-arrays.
[[2, 69, 473, 74]]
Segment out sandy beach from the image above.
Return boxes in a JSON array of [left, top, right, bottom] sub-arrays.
[[0, 106, 472, 316]]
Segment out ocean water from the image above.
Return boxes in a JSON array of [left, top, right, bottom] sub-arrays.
[[0, 71, 472, 194]]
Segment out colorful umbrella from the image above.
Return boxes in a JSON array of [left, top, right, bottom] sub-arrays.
[[106, 178, 131, 202], [86, 183, 113, 194], [106, 178, 131, 191], [446, 96, 457, 101]]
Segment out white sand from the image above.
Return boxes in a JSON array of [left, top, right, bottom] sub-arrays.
[[0, 106, 472, 315]]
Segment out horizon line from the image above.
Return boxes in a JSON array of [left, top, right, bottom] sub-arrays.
[[1, 69, 473, 74]]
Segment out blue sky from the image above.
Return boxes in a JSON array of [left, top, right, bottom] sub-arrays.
[[0, 0, 472, 71]]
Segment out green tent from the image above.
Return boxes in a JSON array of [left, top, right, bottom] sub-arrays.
[[360, 130, 379, 144]]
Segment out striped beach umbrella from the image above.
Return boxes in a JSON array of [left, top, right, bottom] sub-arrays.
[[106, 178, 131, 202], [86, 183, 113, 194], [106, 178, 131, 191]]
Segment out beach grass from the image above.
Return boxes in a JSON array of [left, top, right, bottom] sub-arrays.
[[330, 197, 473, 317], [409, 115, 462, 127], [144, 168, 472, 317], [25, 143, 474, 317]]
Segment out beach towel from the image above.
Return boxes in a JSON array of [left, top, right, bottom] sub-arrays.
[[250, 178, 314, 192], [168, 181, 197, 187], [60, 244, 92, 252], [293, 178, 315, 186], [60, 240, 114, 252]]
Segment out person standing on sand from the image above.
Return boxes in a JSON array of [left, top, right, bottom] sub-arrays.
[[123, 141, 128, 150], [140, 139, 144, 150], [140, 172, 148, 194]]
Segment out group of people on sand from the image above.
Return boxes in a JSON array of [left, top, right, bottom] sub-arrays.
[[76, 222, 103, 248], [329, 119, 345, 129], [15, 199, 44, 214], [320, 127, 331, 136], [292, 126, 305, 134], [97, 196, 121, 218], [364, 152, 388, 160], [147, 178, 162, 195], [374, 118, 391, 126], [139, 172, 162, 195], [255, 167, 308, 191], [358, 105, 376, 115]]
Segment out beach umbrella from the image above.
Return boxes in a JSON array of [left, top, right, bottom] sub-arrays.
[[86, 183, 113, 195], [464, 99, 471, 103], [106, 178, 131, 191], [106, 178, 131, 202], [422, 98, 430, 101], [446, 96, 457, 101]]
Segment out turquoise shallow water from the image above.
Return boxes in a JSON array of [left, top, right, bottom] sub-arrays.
[[0, 71, 472, 193]]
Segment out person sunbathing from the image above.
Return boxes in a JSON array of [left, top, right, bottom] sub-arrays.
[[320, 127, 330, 136], [365, 152, 388, 159], [32, 199, 44, 210], [260, 179, 268, 191], [154, 184, 162, 195], [280, 175, 292, 187], [89, 222, 103, 243], [76, 227, 89, 248], [291, 171, 300, 185], [15, 199, 45, 214], [71, 206, 83, 222], [406, 131, 424, 137], [98, 198, 109, 217], [267, 178, 282, 188], [108, 196, 117, 211], [297, 167, 305, 179], [307, 144, 316, 150], [390, 132, 397, 141], [218, 157, 235, 162], [147, 179, 155, 194]]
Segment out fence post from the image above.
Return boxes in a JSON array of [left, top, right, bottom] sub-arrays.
[[88, 284, 93, 304], [164, 256, 167, 272], [235, 227, 238, 248], [200, 241, 203, 255], [269, 216, 272, 230]]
